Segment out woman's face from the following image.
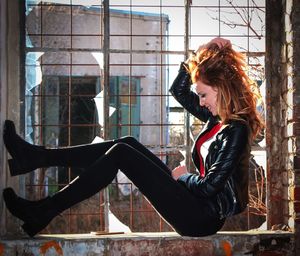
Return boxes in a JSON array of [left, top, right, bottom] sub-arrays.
[[195, 80, 218, 116]]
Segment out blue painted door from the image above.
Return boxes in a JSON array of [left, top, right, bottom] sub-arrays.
[[109, 76, 141, 139]]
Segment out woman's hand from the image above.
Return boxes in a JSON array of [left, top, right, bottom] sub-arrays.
[[185, 37, 231, 64], [206, 37, 232, 49], [171, 165, 188, 180], [194, 37, 231, 54]]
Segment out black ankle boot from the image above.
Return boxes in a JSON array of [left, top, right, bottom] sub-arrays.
[[3, 120, 46, 176], [3, 187, 59, 237]]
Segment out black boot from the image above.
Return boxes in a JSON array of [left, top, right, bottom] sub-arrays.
[[3, 120, 47, 176], [3, 119, 118, 175], [3, 188, 59, 237]]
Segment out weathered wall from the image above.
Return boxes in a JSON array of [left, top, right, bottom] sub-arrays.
[[265, 0, 286, 228], [0, 232, 295, 256], [0, 0, 24, 236], [291, 0, 300, 253], [0, 0, 6, 238], [266, 0, 300, 254]]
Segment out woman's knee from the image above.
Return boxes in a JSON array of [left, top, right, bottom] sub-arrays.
[[106, 142, 131, 155], [119, 135, 138, 145]]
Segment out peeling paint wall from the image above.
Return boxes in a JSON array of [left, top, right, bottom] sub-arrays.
[[290, 0, 300, 254], [0, 232, 295, 256]]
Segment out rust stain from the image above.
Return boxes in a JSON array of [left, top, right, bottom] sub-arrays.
[[222, 240, 232, 256], [40, 240, 63, 256], [0, 243, 4, 256]]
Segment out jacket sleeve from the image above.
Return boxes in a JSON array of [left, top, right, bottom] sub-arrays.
[[177, 122, 249, 198], [169, 62, 212, 122]]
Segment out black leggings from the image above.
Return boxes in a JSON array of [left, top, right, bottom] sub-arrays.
[[44, 136, 225, 236]]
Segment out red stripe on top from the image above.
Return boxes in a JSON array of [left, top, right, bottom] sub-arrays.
[[196, 122, 222, 177]]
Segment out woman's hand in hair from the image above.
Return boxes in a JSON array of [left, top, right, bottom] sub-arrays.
[[193, 38, 231, 57], [207, 37, 232, 49]]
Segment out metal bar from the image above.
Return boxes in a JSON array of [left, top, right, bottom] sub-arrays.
[[102, 0, 110, 233], [27, 3, 266, 8], [24, 47, 265, 56], [184, 0, 191, 169]]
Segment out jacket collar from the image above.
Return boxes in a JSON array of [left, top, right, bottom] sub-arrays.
[[199, 115, 220, 135], [192, 115, 220, 152]]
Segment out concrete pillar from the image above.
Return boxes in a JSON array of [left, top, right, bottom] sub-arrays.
[[0, 0, 7, 238], [266, 0, 300, 254], [265, 0, 286, 228], [0, 0, 23, 236]]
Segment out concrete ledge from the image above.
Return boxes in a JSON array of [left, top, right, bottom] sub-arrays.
[[0, 231, 294, 256]]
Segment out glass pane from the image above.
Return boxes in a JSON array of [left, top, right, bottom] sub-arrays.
[[162, 0, 184, 6], [42, 35, 71, 49], [220, 0, 249, 6], [72, 0, 102, 6], [42, 52, 71, 65], [41, 64, 71, 77], [71, 52, 99, 65], [110, 9, 130, 35], [110, 35, 131, 50], [26, 5, 42, 36], [249, 37, 265, 52], [230, 37, 249, 51], [248, 56, 265, 81], [72, 6, 102, 35], [41, 5, 71, 35], [131, 7, 163, 35], [72, 35, 102, 49], [71, 65, 101, 77], [71, 96, 97, 125], [41, 96, 69, 125], [220, 7, 248, 35], [70, 77, 100, 95], [249, 8, 265, 37], [165, 6, 185, 33], [132, 0, 162, 6], [192, 0, 219, 6], [191, 7, 220, 35], [251, 0, 265, 6], [110, 0, 130, 5], [41, 76, 63, 96]]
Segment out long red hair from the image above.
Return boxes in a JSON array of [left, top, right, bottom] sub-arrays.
[[188, 44, 264, 141]]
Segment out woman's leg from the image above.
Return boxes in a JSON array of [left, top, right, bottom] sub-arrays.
[[3, 120, 170, 175], [3, 142, 223, 237]]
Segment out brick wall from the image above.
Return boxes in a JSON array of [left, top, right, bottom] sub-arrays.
[[266, 0, 300, 254], [291, 0, 300, 253]]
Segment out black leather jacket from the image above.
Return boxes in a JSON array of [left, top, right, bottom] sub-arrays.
[[170, 63, 250, 219]]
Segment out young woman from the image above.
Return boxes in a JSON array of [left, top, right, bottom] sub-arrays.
[[2, 38, 264, 237]]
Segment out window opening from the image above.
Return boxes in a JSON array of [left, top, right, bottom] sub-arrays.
[[23, 0, 266, 234]]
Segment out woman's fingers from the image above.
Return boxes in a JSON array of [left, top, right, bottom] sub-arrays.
[[208, 37, 232, 49]]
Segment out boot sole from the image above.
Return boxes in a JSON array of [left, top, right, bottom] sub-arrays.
[[22, 222, 42, 237]]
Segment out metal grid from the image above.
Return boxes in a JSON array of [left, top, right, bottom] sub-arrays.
[[23, 0, 265, 234]]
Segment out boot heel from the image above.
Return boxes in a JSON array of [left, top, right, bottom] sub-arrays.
[[22, 222, 41, 237], [8, 159, 34, 176], [8, 159, 22, 176]]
